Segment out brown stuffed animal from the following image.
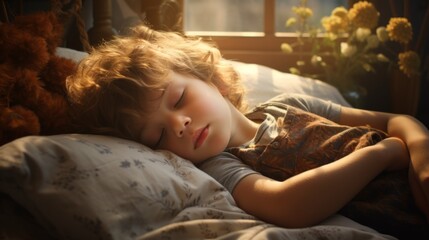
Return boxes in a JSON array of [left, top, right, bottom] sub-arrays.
[[0, 11, 77, 145]]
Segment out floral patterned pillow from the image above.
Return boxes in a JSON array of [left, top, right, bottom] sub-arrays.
[[0, 134, 251, 239]]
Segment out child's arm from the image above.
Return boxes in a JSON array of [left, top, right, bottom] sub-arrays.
[[232, 137, 409, 228], [338, 107, 429, 218]]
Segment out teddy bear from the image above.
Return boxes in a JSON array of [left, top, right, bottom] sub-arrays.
[[0, 11, 78, 145]]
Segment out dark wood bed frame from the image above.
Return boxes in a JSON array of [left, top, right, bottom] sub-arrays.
[[87, 0, 182, 47]]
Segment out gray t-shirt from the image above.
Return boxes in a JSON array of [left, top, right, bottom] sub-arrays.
[[197, 94, 342, 193]]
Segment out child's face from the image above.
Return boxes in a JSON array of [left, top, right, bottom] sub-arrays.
[[140, 72, 234, 164]]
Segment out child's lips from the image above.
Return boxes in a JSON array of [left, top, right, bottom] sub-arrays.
[[193, 125, 209, 149]]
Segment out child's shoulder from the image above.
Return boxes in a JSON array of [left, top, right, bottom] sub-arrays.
[[251, 93, 342, 122]]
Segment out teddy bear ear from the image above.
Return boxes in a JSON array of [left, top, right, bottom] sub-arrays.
[[0, 25, 50, 71], [14, 11, 63, 55], [0, 106, 41, 145]]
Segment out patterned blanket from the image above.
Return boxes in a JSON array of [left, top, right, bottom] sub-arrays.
[[228, 105, 429, 239]]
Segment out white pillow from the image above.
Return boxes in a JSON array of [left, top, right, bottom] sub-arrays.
[[0, 134, 252, 239], [56, 47, 88, 62], [227, 60, 351, 108]]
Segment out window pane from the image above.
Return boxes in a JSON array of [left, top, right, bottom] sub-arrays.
[[275, 0, 348, 33], [184, 0, 264, 33]]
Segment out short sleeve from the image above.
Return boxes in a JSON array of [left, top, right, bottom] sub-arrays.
[[197, 152, 259, 193], [265, 93, 342, 122]]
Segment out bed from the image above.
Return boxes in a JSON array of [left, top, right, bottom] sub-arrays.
[[1, 46, 401, 239], [0, 1, 415, 239]]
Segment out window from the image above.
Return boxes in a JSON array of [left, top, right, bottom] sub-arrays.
[[184, 0, 264, 35], [184, 0, 348, 35], [181, 0, 349, 71], [275, 0, 348, 32]]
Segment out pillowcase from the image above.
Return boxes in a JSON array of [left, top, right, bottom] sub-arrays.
[[0, 134, 252, 239], [0, 135, 393, 240], [56, 47, 88, 62], [227, 60, 351, 108]]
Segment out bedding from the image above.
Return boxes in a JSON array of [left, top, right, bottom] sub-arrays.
[[0, 48, 397, 239], [0, 134, 395, 239]]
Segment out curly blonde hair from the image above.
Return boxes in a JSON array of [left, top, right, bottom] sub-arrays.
[[66, 25, 246, 142]]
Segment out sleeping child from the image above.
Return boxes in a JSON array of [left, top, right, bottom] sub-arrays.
[[66, 25, 429, 239]]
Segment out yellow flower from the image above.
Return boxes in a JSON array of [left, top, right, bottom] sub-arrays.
[[332, 7, 349, 29], [289, 67, 301, 75], [281, 43, 293, 53], [292, 6, 313, 20], [285, 17, 297, 27], [332, 7, 348, 19], [311, 55, 323, 66], [376, 27, 389, 42], [322, 16, 343, 34], [340, 42, 357, 57], [348, 1, 379, 29], [366, 35, 380, 49], [356, 28, 371, 42], [398, 51, 420, 77], [386, 17, 413, 44], [376, 53, 389, 62]]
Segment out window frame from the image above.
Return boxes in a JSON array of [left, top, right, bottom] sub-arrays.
[[178, 0, 353, 72], [179, 0, 311, 71]]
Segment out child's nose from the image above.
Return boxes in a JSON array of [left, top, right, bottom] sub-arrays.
[[171, 114, 191, 137]]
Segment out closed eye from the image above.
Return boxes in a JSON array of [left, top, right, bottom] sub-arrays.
[[174, 89, 185, 108]]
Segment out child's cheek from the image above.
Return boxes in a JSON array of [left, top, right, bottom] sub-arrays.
[[196, 98, 216, 114]]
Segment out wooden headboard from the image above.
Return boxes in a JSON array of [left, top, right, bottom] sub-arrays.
[[0, 0, 182, 51], [88, 0, 182, 48]]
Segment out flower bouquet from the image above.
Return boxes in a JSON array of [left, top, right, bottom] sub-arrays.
[[281, 0, 421, 107]]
